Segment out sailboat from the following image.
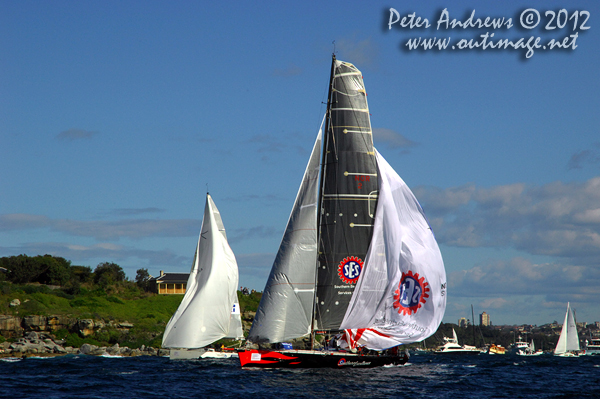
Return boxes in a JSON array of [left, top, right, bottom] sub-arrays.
[[238, 55, 447, 368], [162, 194, 244, 359], [554, 302, 580, 357]]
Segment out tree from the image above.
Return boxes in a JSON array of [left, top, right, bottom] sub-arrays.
[[71, 266, 93, 283], [0, 254, 73, 285], [1, 254, 44, 283], [135, 268, 151, 291], [38, 255, 72, 286], [94, 262, 126, 287]]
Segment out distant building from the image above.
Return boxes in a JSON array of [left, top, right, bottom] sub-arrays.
[[480, 311, 491, 326], [458, 317, 468, 328], [150, 270, 189, 294]]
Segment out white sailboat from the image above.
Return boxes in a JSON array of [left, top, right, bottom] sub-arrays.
[[162, 194, 244, 359], [554, 302, 580, 357], [238, 55, 447, 368]]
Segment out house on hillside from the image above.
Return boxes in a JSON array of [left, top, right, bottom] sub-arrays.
[[150, 271, 189, 294]]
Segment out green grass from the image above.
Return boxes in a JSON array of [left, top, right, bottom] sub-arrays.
[[0, 281, 262, 349]]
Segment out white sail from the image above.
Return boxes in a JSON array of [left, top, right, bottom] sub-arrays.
[[162, 194, 243, 349], [247, 122, 322, 343], [340, 150, 447, 350], [554, 302, 580, 355]]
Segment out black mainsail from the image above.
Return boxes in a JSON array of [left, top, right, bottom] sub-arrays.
[[316, 55, 378, 330]]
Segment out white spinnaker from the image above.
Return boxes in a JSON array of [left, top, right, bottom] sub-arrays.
[[162, 194, 240, 348], [340, 150, 447, 350]]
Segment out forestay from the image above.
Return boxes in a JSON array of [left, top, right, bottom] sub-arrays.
[[247, 124, 323, 343]]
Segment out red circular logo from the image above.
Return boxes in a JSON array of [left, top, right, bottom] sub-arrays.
[[337, 256, 364, 284], [393, 270, 430, 316]]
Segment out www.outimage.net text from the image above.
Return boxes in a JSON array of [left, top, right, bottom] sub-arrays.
[[387, 8, 590, 58]]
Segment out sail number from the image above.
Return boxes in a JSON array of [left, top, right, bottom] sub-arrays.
[[393, 270, 430, 316], [400, 276, 421, 307], [355, 175, 370, 189]]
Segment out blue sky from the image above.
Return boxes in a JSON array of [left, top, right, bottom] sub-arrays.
[[1, 1, 599, 327]]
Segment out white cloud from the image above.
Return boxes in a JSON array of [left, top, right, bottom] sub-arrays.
[[334, 37, 379, 68], [56, 128, 98, 141], [373, 128, 418, 150], [272, 64, 303, 77], [0, 213, 199, 240], [448, 257, 600, 303], [568, 142, 600, 170], [416, 177, 600, 260]]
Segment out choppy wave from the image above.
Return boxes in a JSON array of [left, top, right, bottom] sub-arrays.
[[0, 353, 599, 398]]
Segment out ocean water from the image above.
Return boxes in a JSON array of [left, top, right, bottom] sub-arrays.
[[1, 352, 599, 399]]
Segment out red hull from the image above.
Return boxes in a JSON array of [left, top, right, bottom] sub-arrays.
[[238, 349, 409, 368]]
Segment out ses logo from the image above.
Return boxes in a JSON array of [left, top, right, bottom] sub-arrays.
[[393, 270, 430, 316], [337, 256, 364, 284]]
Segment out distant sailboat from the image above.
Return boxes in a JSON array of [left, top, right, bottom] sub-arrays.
[[238, 55, 447, 368], [162, 194, 244, 359], [554, 302, 580, 357]]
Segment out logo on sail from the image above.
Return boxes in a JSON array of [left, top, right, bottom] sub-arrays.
[[393, 270, 430, 316], [337, 256, 364, 284]]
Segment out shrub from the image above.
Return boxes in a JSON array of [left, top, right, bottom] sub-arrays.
[[93, 262, 126, 287], [107, 296, 124, 304]]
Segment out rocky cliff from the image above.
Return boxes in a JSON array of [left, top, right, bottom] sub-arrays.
[[0, 314, 164, 357]]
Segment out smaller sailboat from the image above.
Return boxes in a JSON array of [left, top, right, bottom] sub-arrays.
[[517, 339, 543, 356], [554, 302, 580, 357], [162, 194, 244, 359], [433, 329, 481, 355]]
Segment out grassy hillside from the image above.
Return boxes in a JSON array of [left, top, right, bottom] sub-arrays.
[[0, 281, 262, 349]]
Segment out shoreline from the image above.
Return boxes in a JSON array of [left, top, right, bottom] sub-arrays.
[[1, 331, 169, 358]]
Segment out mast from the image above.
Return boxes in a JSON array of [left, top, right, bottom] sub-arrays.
[[317, 53, 338, 231], [311, 53, 338, 350], [471, 305, 476, 347]]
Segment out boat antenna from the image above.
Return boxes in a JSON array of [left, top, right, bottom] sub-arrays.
[[206, 183, 209, 195], [332, 40, 336, 56]]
